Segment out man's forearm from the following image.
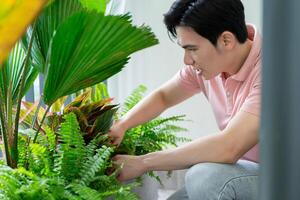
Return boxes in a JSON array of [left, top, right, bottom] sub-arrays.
[[140, 132, 237, 171]]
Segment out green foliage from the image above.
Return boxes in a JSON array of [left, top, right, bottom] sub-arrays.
[[55, 113, 86, 181], [0, 0, 158, 168], [0, 112, 138, 199], [118, 85, 191, 156], [47, 90, 118, 144], [35, 0, 159, 105], [121, 85, 147, 116], [0, 42, 38, 103], [117, 85, 191, 183], [79, 146, 113, 186], [79, 0, 110, 13]]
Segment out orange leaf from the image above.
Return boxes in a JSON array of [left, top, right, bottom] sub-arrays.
[[0, 0, 48, 65]]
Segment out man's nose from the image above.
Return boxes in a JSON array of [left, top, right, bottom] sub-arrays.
[[184, 52, 194, 65]]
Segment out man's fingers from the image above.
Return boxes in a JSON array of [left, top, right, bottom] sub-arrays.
[[112, 138, 121, 146], [107, 134, 120, 146]]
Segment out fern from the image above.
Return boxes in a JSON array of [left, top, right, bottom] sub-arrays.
[[79, 145, 113, 186], [28, 143, 52, 176], [88, 174, 119, 192], [121, 85, 147, 116], [55, 113, 86, 181], [71, 184, 104, 200], [0, 165, 20, 200], [98, 182, 140, 200], [117, 85, 191, 184], [17, 135, 29, 168], [45, 126, 57, 153], [0, 165, 57, 200], [120, 114, 191, 155], [3, 109, 146, 200]]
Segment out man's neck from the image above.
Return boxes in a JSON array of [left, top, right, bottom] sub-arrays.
[[224, 39, 253, 78]]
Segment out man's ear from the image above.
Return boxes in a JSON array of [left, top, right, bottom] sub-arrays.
[[217, 31, 236, 50]]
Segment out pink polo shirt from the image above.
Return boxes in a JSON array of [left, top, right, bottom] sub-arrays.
[[173, 25, 261, 163]]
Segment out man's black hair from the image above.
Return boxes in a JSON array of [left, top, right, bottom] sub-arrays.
[[163, 0, 248, 45]]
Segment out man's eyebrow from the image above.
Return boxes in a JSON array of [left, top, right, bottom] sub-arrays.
[[177, 41, 197, 49], [181, 44, 198, 49]]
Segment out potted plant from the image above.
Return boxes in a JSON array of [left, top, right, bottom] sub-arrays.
[[0, 0, 158, 167]]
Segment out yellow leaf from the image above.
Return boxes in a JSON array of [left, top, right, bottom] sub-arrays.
[[0, 0, 48, 65]]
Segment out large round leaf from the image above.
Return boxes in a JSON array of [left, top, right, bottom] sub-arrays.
[[43, 12, 158, 105]]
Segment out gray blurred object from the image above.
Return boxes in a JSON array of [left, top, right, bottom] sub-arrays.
[[134, 175, 159, 200], [260, 0, 300, 199]]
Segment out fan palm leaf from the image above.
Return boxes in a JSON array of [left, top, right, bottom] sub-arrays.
[[0, 42, 38, 103], [31, 0, 85, 73], [43, 11, 158, 105]]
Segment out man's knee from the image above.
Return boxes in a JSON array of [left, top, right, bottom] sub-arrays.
[[185, 162, 229, 200]]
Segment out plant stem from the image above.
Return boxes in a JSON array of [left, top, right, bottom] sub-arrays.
[[6, 81, 14, 165], [31, 94, 43, 129], [0, 90, 11, 166], [33, 105, 51, 143], [12, 22, 37, 168]]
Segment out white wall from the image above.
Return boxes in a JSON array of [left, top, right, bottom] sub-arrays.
[[243, 0, 263, 32], [108, 0, 262, 140]]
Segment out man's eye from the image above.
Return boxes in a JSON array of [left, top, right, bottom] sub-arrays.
[[188, 49, 197, 52]]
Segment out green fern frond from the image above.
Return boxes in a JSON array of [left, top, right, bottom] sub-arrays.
[[0, 166, 20, 200], [97, 181, 140, 200], [79, 145, 113, 186], [85, 135, 110, 159], [142, 115, 188, 131], [115, 191, 139, 200], [44, 126, 56, 153], [55, 112, 85, 181], [88, 174, 118, 192], [28, 143, 52, 176], [17, 135, 29, 168], [62, 189, 82, 200], [71, 183, 104, 200], [121, 85, 147, 116]]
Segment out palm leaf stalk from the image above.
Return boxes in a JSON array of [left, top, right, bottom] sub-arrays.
[[10, 22, 38, 168], [31, 94, 44, 129], [32, 105, 51, 144], [0, 90, 10, 165]]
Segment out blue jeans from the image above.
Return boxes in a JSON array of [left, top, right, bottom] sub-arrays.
[[167, 160, 259, 200]]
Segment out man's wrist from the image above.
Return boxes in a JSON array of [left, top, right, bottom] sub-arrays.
[[140, 154, 153, 172], [140, 151, 165, 172], [117, 119, 129, 132]]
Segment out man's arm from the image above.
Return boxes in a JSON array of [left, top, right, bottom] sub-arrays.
[[109, 78, 195, 145], [114, 110, 259, 181]]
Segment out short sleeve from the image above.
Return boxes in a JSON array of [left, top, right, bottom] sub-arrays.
[[240, 69, 261, 116]]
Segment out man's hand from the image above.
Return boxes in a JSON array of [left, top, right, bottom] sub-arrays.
[[113, 155, 147, 181], [108, 121, 127, 146]]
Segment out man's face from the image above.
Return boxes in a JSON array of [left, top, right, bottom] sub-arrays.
[[176, 26, 226, 80]]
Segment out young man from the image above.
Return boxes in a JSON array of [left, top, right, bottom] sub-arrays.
[[109, 0, 261, 199]]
